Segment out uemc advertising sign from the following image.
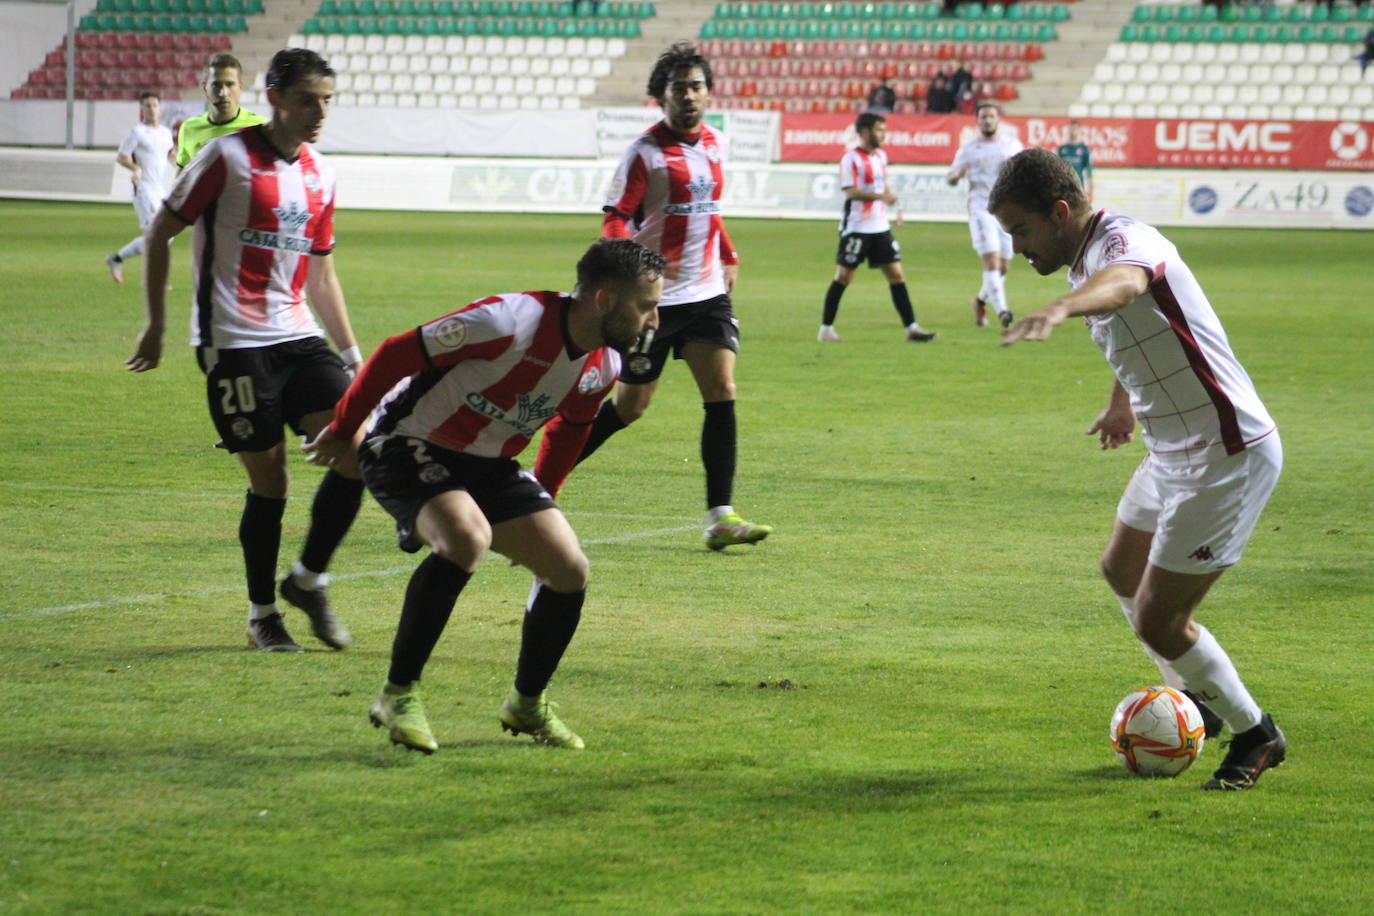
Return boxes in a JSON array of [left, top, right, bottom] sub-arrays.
[[778, 114, 1374, 171]]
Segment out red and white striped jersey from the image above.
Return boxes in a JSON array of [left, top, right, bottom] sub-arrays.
[[950, 132, 1023, 214], [165, 126, 336, 349], [604, 121, 737, 307], [838, 146, 891, 235], [1071, 211, 1276, 468], [327, 292, 620, 459]]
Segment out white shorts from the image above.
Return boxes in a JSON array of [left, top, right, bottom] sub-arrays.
[[133, 191, 162, 228], [968, 209, 1012, 258], [1117, 432, 1282, 574]]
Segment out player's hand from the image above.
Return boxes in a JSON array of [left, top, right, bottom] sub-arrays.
[[1087, 406, 1135, 450], [882, 190, 899, 206], [723, 263, 739, 294], [126, 327, 163, 372], [302, 426, 349, 467], [1001, 302, 1069, 346], [893, 208, 905, 230]]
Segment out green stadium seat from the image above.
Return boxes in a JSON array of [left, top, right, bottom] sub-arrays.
[[971, 22, 990, 41], [840, 19, 861, 38], [739, 20, 757, 37], [714, 1, 731, 17], [1332, 6, 1352, 23], [1296, 24, 1315, 42], [1163, 24, 1182, 42], [756, 1, 777, 18], [950, 22, 968, 40], [907, 21, 925, 39], [1242, 5, 1260, 23], [699, 20, 717, 38], [1136, 23, 1155, 42], [356, 0, 375, 13], [1206, 24, 1225, 42], [1036, 22, 1055, 41], [781, 19, 799, 37], [1176, 5, 1196, 24], [760, 20, 779, 38], [1309, 5, 1329, 23], [1050, 5, 1068, 23], [1184, 24, 1205, 42], [319, 0, 338, 13], [1027, 4, 1046, 21], [1006, 3, 1024, 21], [837, 1, 855, 19], [992, 21, 1011, 41], [1262, 6, 1281, 24], [1199, 6, 1217, 23], [1359, 6, 1374, 23], [619, 17, 639, 36], [985, 3, 1004, 20]]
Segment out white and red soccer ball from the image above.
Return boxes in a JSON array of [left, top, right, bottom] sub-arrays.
[[1110, 686, 1206, 778]]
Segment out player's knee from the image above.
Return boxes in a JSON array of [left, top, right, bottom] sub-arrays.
[[429, 525, 490, 570], [615, 395, 651, 424], [1099, 551, 1140, 597], [544, 550, 589, 593]]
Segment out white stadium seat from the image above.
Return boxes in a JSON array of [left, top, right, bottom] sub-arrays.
[[1247, 103, 1271, 118], [373, 73, 393, 92], [1223, 104, 1246, 119], [470, 56, 489, 75], [1136, 103, 1158, 118], [333, 73, 351, 91], [1282, 84, 1307, 105], [1080, 83, 1103, 103], [1201, 104, 1224, 119], [345, 35, 365, 53], [1158, 103, 1180, 117], [1216, 63, 1239, 84], [428, 56, 448, 74], [1066, 102, 1089, 117], [1127, 43, 1149, 63], [1194, 43, 1218, 64], [388, 53, 407, 72], [571, 58, 590, 77], [540, 96, 561, 110], [367, 54, 386, 73], [535, 76, 554, 96], [1238, 43, 1260, 64], [494, 75, 514, 94], [1125, 83, 1147, 104], [1179, 103, 1202, 117], [551, 57, 571, 77], [566, 37, 586, 57], [561, 97, 580, 110], [408, 55, 428, 74], [1214, 84, 1236, 105], [514, 75, 534, 95], [1268, 64, 1291, 84], [438, 94, 458, 108], [450, 55, 468, 74], [393, 73, 413, 92], [413, 73, 433, 93], [1168, 84, 1190, 104], [546, 37, 566, 56], [1352, 85, 1374, 106], [1105, 43, 1127, 63], [1149, 43, 1171, 63], [1317, 65, 1340, 84], [1193, 84, 1214, 104], [1339, 106, 1362, 120], [1237, 83, 1259, 105], [607, 39, 626, 57], [576, 77, 595, 96], [1217, 43, 1239, 64], [353, 73, 373, 92], [1292, 104, 1316, 120], [490, 56, 511, 76], [1171, 44, 1194, 64], [1154, 63, 1176, 84], [498, 94, 518, 109], [384, 35, 403, 53], [506, 37, 526, 56], [1147, 83, 1169, 104], [479, 94, 499, 109], [1111, 103, 1134, 118], [1316, 104, 1338, 120], [1102, 83, 1124, 104], [463, 36, 484, 54], [443, 35, 463, 54], [376, 92, 396, 106], [473, 75, 494, 94], [1282, 43, 1305, 65], [433, 74, 453, 92], [335, 91, 355, 106], [554, 76, 575, 96], [402, 35, 423, 54], [587, 38, 606, 57], [424, 35, 444, 54], [1092, 62, 1115, 83], [1088, 102, 1111, 118], [593, 59, 611, 78], [454, 75, 474, 93], [396, 93, 417, 108], [483, 36, 504, 55], [1181, 62, 1203, 84], [1294, 63, 1316, 84], [1258, 84, 1281, 105], [418, 94, 437, 108], [520, 96, 540, 110], [1260, 43, 1283, 63], [356, 92, 376, 107], [510, 57, 529, 76], [324, 34, 345, 53], [526, 37, 546, 56], [364, 35, 384, 53]]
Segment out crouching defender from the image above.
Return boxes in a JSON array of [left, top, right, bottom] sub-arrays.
[[304, 239, 663, 753]]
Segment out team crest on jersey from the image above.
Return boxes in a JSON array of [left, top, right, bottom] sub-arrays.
[[1103, 232, 1128, 262], [273, 201, 311, 233], [431, 317, 468, 351], [418, 462, 450, 485], [578, 366, 603, 394], [705, 143, 720, 163], [231, 417, 254, 441], [303, 172, 323, 194]]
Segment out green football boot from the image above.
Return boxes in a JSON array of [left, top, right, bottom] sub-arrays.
[[704, 512, 773, 551], [369, 684, 438, 754], [499, 689, 585, 750]]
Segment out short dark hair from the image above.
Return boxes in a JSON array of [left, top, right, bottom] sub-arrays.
[[975, 100, 1000, 114], [204, 52, 242, 80], [988, 147, 1089, 218], [265, 48, 335, 93], [576, 238, 666, 295], [138, 90, 160, 101], [646, 42, 713, 101], [855, 111, 885, 133]]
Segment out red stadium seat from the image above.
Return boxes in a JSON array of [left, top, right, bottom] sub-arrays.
[[817, 60, 835, 78], [914, 42, 934, 60], [937, 42, 956, 60], [810, 99, 827, 113], [782, 79, 800, 98], [880, 61, 897, 79], [117, 51, 139, 68], [115, 33, 136, 50], [132, 33, 155, 50], [768, 40, 787, 58], [969, 62, 986, 80], [844, 80, 864, 99], [998, 42, 1020, 61], [76, 32, 98, 49], [819, 78, 841, 97], [96, 32, 118, 49], [911, 80, 928, 101], [97, 50, 118, 68], [826, 39, 847, 57], [1010, 63, 1031, 81], [995, 82, 1018, 101], [834, 59, 855, 78], [857, 60, 877, 79], [988, 63, 1008, 81], [791, 59, 814, 77], [1022, 43, 1043, 62], [978, 43, 998, 61]]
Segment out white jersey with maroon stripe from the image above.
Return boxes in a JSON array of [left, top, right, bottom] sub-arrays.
[[604, 121, 730, 307], [368, 292, 620, 459], [950, 132, 1023, 214], [165, 126, 336, 349], [838, 146, 891, 234], [1071, 211, 1276, 468]]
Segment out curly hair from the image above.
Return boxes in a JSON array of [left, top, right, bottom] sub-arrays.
[[576, 238, 667, 295], [646, 42, 713, 101], [855, 111, 885, 133], [988, 147, 1089, 218]]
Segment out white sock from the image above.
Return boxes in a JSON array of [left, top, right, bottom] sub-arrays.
[[289, 560, 327, 590], [1167, 624, 1263, 733], [985, 271, 1008, 315], [707, 505, 734, 524], [1117, 595, 1184, 690], [117, 236, 145, 261], [249, 602, 279, 622], [979, 269, 997, 304]]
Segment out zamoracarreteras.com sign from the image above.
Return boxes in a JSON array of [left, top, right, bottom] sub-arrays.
[[778, 114, 1374, 172]]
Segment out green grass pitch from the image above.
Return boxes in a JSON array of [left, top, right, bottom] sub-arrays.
[[1, 199, 1372, 914]]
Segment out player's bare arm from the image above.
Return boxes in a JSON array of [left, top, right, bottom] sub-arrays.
[[1001, 264, 1149, 346], [1087, 379, 1135, 450], [302, 425, 353, 467], [306, 253, 362, 372], [844, 187, 898, 205], [946, 165, 969, 185], [127, 206, 188, 372]]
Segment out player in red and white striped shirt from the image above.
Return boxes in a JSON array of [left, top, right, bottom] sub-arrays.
[[818, 112, 936, 344], [127, 49, 365, 655], [304, 239, 664, 753], [534, 43, 772, 552], [991, 149, 1286, 791]]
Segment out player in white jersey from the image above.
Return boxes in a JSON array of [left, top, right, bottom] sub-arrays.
[[946, 102, 1023, 328], [105, 91, 175, 284], [534, 42, 772, 551], [818, 112, 935, 344], [303, 239, 665, 753], [990, 148, 1286, 791], [127, 49, 367, 656]]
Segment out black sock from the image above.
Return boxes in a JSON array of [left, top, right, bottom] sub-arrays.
[[889, 282, 917, 327], [298, 469, 364, 575], [576, 399, 628, 466], [702, 400, 737, 510], [388, 553, 472, 686], [240, 491, 285, 607], [822, 280, 846, 325], [514, 584, 585, 696]]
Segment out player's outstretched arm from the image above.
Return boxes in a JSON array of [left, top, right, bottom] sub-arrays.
[[302, 425, 354, 468], [127, 206, 187, 372], [307, 253, 362, 373], [1001, 263, 1150, 347], [1087, 379, 1135, 450]]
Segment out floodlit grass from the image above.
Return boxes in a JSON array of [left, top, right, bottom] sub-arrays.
[[1, 200, 1371, 914]]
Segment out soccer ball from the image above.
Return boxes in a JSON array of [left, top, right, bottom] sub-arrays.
[[1109, 686, 1206, 778]]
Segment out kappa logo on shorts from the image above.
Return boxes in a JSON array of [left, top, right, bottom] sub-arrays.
[[1188, 545, 1215, 562], [418, 462, 450, 484], [578, 366, 603, 394], [431, 317, 468, 351], [231, 417, 255, 441]]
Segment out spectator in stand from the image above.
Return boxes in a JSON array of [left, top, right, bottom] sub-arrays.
[[948, 61, 973, 103], [867, 77, 897, 114], [1358, 26, 1374, 76], [926, 74, 957, 114]]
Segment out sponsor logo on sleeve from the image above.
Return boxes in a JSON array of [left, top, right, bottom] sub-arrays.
[[430, 317, 468, 351]]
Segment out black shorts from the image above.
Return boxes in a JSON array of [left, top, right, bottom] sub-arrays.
[[622, 294, 740, 385], [197, 337, 351, 454], [359, 434, 556, 553], [836, 231, 901, 269]]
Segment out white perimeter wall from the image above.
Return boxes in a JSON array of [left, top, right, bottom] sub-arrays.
[[5, 146, 1373, 229]]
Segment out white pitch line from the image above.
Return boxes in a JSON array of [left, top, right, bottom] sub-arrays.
[[1, 523, 698, 622], [0, 481, 691, 521]]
